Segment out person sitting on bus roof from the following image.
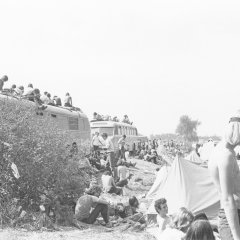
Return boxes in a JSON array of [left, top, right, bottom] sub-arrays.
[[93, 112, 103, 121], [0, 75, 8, 92], [10, 84, 17, 94], [53, 95, 62, 106], [113, 116, 119, 122], [40, 91, 49, 104], [122, 115, 130, 124], [15, 86, 24, 96], [103, 115, 111, 121], [23, 83, 34, 101], [64, 92, 72, 107], [46, 93, 55, 106]]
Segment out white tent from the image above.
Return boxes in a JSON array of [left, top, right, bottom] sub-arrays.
[[147, 156, 220, 220], [185, 150, 204, 164]]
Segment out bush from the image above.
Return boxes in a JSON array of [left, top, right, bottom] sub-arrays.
[[0, 98, 91, 225]]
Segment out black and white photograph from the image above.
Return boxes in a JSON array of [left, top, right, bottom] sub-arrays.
[[1, 1, 240, 240]]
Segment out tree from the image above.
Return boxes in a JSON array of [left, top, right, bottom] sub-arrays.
[[0, 98, 91, 225], [176, 115, 200, 142]]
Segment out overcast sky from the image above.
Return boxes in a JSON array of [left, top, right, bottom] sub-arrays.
[[0, 0, 239, 137]]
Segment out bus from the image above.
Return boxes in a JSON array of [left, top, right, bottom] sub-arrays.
[[0, 93, 91, 146], [90, 120, 148, 152]]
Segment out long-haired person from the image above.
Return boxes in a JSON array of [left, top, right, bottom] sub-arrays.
[[209, 111, 240, 240], [160, 207, 194, 240], [185, 220, 215, 240]]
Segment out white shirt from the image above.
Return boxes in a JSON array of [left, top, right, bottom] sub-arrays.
[[92, 135, 103, 146], [117, 165, 127, 181], [104, 137, 114, 152], [158, 228, 185, 240], [40, 95, 49, 104], [24, 87, 34, 95], [157, 215, 170, 233], [101, 175, 114, 192]]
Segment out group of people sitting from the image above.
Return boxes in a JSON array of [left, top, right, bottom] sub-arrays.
[[151, 198, 217, 240], [71, 183, 218, 240], [0, 75, 73, 108], [74, 184, 144, 229], [92, 112, 133, 125]]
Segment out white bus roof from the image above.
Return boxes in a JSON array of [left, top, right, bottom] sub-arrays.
[[90, 120, 137, 129]]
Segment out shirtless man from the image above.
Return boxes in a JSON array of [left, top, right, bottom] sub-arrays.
[[209, 112, 240, 240], [154, 198, 170, 233]]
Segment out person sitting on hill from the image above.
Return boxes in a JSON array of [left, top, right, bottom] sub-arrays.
[[74, 185, 112, 227], [115, 196, 145, 223], [116, 159, 133, 187], [101, 171, 122, 195], [0, 75, 8, 92], [64, 92, 72, 107], [23, 83, 34, 101], [70, 142, 78, 157], [53, 95, 62, 106], [154, 198, 170, 234]]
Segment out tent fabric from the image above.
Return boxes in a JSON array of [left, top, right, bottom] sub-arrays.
[[185, 151, 203, 164], [147, 156, 220, 220], [146, 165, 170, 198]]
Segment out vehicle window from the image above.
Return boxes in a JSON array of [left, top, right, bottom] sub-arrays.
[[91, 127, 113, 136], [114, 126, 118, 135], [69, 117, 79, 130], [118, 126, 122, 135]]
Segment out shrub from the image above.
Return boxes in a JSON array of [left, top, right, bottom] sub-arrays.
[[0, 98, 91, 225]]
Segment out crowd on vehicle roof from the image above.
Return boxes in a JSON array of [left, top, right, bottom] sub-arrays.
[[0, 75, 73, 109], [92, 112, 133, 125]]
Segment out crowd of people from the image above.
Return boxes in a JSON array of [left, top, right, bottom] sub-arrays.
[[72, 181, 218, 239], [92, 112, 133, 125], [0, 75, 74, 109]]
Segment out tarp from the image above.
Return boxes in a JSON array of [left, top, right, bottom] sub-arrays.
[[185, 151, 203, 164], [147, 156, 220, 220]]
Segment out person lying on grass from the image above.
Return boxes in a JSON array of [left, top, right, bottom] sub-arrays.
[[75, 185, 112, 227], [115, 196, 146, 224]]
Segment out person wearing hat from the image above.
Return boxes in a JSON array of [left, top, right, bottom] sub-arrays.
[[209, 111, 240, 240], [75, 185, 112, 227]]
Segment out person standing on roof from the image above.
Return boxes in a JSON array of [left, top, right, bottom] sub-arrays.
[[118, 135, 127, 161], [64, 92, 72, 107], [0, 75, 8, 91]]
